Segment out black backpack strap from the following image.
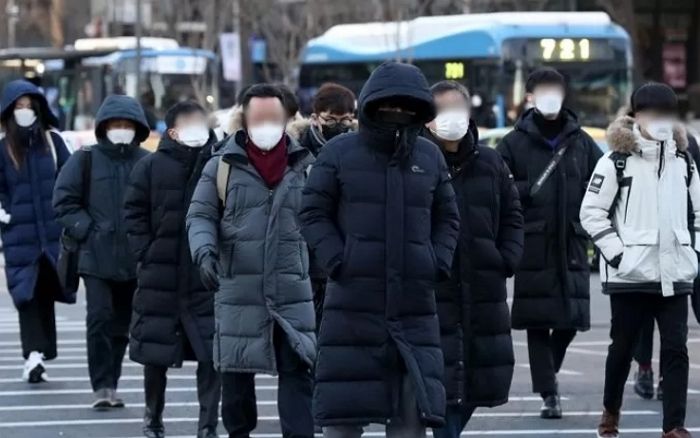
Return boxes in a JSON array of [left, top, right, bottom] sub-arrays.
[[677, 149, 696, 246], [677, 149, 695, 188], [607, 152, 630, 217]]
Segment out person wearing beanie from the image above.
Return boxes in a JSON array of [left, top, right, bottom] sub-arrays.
[[53, 95, 150, 410], [496, 67, 602, 419], [581, 82, 698, 438]]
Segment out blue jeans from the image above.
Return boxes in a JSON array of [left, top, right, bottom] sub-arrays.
[[432, 405, 475, 438]]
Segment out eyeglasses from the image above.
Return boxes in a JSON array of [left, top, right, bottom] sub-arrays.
[[318, 115, 354, 129]]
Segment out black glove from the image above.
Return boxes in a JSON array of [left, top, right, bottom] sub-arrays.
[[609, 253, 623, 269], [199, 253, 222, 291]]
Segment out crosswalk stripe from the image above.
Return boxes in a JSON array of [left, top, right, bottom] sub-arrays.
[[0, 374, 277, 383], [0, 412, 665, 428], [0, 386, 279, 396]]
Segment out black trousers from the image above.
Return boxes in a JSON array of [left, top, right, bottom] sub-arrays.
[[526, 328, 577, 395], [221, 325, 313, 438], [83, 276, 136, 391], [604, 293, 689, 433], [18, 257, 58, 360], [634, 317, 659, 374], [144, 362, 220, 433]]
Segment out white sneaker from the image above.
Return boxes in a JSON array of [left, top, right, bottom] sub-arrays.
[[22, 351, 47, 383]]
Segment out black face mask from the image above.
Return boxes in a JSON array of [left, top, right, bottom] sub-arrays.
[[374, 109, 415, 127], [321, 124, 351, 141]]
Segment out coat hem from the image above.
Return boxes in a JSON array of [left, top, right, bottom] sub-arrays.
[[214, 365, 278, 376], [602, 282, 693, 295]]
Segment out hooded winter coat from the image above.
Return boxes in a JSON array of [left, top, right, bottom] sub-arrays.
[[186, 130, 316, 374], [53, 95, 150, 281], [299, 62, 460, 427], [580, 116, 700, 297], [425, 123, 522, 408], [124, 134, 217, 367], [496, 108, 602, 331], [0, 80, 70, 308]]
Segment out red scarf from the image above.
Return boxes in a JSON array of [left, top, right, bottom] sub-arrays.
[[246, 136, 288, 188]]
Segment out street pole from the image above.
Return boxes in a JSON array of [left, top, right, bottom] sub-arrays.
[[6, 0, 19, 47], [135, 0, 143, 98]]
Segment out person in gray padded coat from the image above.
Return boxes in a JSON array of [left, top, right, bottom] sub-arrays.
[[186, 84, 316, 438]]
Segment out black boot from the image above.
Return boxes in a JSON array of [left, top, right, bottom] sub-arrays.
[[197, 427, 218, 438], [143, 406, 165, 438], [143, 366, 166, 438], [540, 394, 563, 419], [634, 368, 655, 400]]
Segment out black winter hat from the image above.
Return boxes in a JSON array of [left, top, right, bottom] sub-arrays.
[[631, 82, 678, 115]]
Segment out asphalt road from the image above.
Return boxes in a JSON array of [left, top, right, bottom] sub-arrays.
[[0, 272, 699, 438]]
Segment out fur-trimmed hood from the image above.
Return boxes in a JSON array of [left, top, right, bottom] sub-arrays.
[[606, 115, 688, 153]]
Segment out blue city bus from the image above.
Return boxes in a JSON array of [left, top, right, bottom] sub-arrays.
[[0, 38, 218, 132], [298, 12, 632, 128]]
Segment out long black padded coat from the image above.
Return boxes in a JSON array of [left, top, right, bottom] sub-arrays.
[[496, 108, 602, 330], [299, 62, 460, 427], [123, 134, 216, 367], [425, 125, 522, 409]]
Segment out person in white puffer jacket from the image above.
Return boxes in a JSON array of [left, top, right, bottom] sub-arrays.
[[581, 83, 699, 438]]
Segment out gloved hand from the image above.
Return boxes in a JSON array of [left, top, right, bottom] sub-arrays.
[[0, 207, 11, 225], [199, 253, 222, 291], [608, 253, 623, 269]]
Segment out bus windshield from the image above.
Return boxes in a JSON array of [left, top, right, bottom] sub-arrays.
[[502, 38, 630, 127], [299, 59, 500, 126]]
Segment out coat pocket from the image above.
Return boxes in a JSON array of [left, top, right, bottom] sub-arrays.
[[568, 221, 590, 271], [617, 229, 659, 282], [520, 220, 547, 270], [673, 229, 698, 282]]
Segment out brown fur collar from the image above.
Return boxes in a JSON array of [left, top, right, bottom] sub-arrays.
[[287, 117, 311, 141], [606, 115, 688, 153]]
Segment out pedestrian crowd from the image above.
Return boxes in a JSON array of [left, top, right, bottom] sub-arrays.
[[0, 61, 698, 438]]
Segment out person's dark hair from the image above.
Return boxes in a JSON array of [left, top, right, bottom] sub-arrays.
[[276, 84, 299, 119], [525, 67, 566, 93], [312, 82, 356, 115], [0, 95, 50, 169], [236, 85, 252, 106], [430, 80, 470, 102], [164, 100, 206, 129], [240, 84, 285, 111], [631, 82, 678, 115]]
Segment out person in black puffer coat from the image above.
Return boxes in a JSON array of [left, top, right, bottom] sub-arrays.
[[0, 80, 71, 383], [496, 68, 602, 419], [300, 62, 460, 438], [53, 95, 150, 409], [424, 81, 523, 438], [123, 102, 220, 438], [287, 82, 357, 326]]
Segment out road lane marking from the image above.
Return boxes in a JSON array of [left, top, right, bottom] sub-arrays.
[[0, 411, 663, 427], [516, 364, 582, 376]]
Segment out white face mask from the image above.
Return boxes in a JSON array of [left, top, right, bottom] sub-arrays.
[[106, 128, 136, 145], [534, 92, 563, 117], [645, 119, 674, 142], [248, 122, 285, 151], [178, 124, 209, 148], [431, 109, 470, 141], [14, 108, 37, 128]]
